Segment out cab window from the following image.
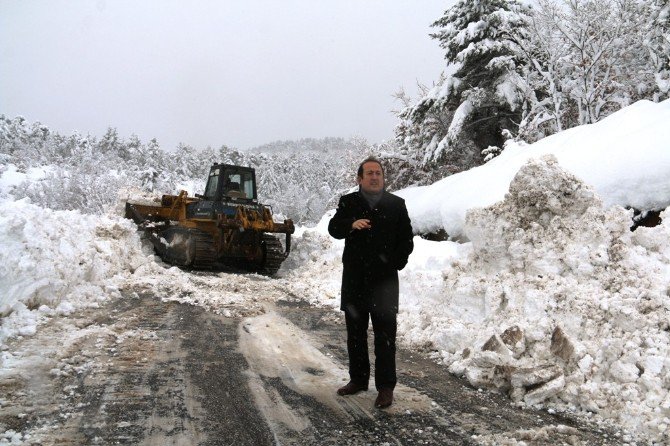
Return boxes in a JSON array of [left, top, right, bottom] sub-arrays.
[[204, 168, 219, 199], [224, 171, 255, 199]]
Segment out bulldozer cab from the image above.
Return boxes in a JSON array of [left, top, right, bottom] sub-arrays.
[[204, 164, 257, 202], [189, 164, 260, 220]]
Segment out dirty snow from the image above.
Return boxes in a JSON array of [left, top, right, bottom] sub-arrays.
[[1, 99, 670, 444], [239, 307, 435, 434]]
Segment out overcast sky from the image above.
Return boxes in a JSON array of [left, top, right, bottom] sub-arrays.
[[1, 0, 454, 150]]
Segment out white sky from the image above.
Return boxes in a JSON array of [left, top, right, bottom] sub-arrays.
[[0, 0, 453, 150]]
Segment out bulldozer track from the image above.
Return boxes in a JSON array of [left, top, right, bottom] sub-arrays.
[[260, 234, 285, 276], [192, 230, 217, 269], [157, 228, 216, 269]]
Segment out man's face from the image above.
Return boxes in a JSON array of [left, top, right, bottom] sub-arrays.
[[358, 161, 384, 194]]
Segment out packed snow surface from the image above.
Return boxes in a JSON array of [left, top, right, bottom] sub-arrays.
[[1, 99, 670, 444]]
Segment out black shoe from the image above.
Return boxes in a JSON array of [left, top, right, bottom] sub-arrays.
[[337, 381, 368, 396], [374, 388, 393, 408]]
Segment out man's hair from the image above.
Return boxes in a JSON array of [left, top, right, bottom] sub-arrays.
[[357, 157, 384, 178]]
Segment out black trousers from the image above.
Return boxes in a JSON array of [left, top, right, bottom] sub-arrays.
[[344, 306, 397, 391]]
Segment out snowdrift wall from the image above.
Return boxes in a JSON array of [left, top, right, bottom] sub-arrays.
[[398, 99, 670, 240]]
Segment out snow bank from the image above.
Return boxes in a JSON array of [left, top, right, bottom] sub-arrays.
[[277, 211, 345, 310], [399, 155, 670, 442], [0, 198, 148, 344], [287, 150, 670, 442], [398, 99, 670, 239]]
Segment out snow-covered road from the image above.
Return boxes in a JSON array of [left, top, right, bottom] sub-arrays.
[[1, 282, 618, 445]]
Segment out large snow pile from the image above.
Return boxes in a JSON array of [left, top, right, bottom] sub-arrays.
[[280, 150, 670, 442], [399, 99, 670, 239], [0, 198, 148, 343], [399, 155, 670, 442]]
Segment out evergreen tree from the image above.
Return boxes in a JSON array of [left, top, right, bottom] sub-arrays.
[[123, 134, 142, 162], [173, 143, 199, 178], [396, 0, 529, 174], [98, 127, 120, 155]]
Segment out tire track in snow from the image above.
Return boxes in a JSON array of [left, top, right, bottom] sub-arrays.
[[239, 305, 437, 442]]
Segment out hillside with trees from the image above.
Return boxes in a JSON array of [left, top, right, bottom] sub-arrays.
[[0, 116, 374, 224], [394, 0, 669, 179]]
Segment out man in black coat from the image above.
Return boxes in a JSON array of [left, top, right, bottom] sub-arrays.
[[328, 157, 414, 409]]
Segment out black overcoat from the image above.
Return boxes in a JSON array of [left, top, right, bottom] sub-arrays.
[[328, 190, 414, 313]]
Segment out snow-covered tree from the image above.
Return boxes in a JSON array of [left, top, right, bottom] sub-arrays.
[[395, 0, 529, 173], [171, 143, 200, 178], [251, 137, 369, 223], [98, 127, 120, 155], [398, 0, 667, 155], [393, 78, 455, 171], [0, 115, 54, 166], [517, 0, 659, 140], [644, 0, 670, 100], [559, 0, 651, 123], [1, 116, 383, 223]]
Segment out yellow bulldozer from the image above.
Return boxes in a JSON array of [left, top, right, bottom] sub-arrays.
[[125, 163, 294, 276]]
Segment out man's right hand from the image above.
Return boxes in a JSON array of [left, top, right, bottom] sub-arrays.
[[352, 219, 371, 230]]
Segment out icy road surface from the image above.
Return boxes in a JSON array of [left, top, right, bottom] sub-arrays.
[[0, 274, 620, 445]]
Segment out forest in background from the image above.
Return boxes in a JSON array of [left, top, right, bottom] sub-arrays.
[[0, 118, 383, 224]]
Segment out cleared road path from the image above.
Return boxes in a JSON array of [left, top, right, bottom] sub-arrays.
[[0, 293, 620, 445]]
